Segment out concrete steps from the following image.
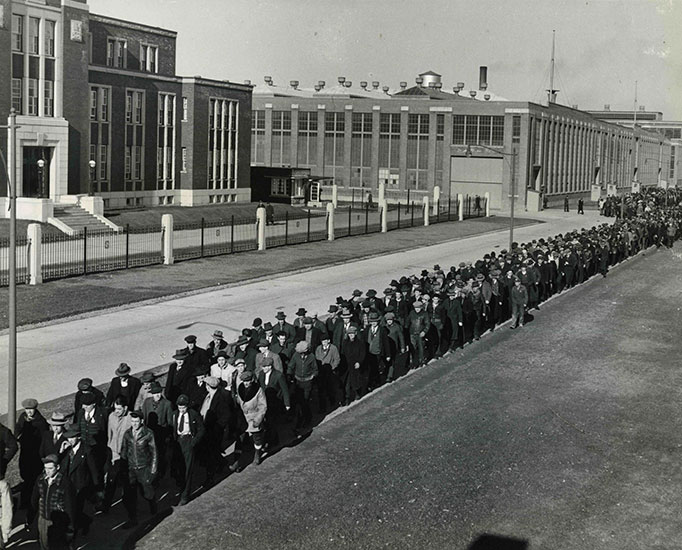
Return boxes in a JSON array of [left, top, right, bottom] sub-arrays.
[[52, 204, 111, 233]]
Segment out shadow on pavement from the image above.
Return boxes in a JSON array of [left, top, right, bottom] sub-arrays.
[[468, 534, 529, 549]]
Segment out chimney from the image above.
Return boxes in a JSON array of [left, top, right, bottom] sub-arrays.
[[290, 80, 299, 90], [604, 104, 610, 111], [318, 80, 325, 88], [360, 81, 368, 89], [382, 85, 390, 94], [400, 81, 407, 90], [479, 66, 488, 91], [372, 81, 380, 89], [338, 76, 346, 85], [243, 79, 251, 85]]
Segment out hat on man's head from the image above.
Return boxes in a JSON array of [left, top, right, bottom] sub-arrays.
[[184, 335, 197, 344], [340, 312, 352, 319], [361, 299, 371, 308], [22, 398, 38, 409], [173, 349, 188, 361], [239, 371, 254, 382], [383, 288, 394, 296], [275, 311, 287, 320], [150, 382, 163, 395], [236, 335, 249, 347], [258, 338, 270, 348], [336, 296, 345, 305], [216, 350, 228, 359], [476, 273, 485, 281], [347, 325, 358, 334], [48, 411, 69, 426], [352, 289, 362, 297], [263, 322, 273, 331], [77, 378, 93, 391], [296, 308, 307, 317], [458, 262, 466, 268], [413, 301, 424, 309], [295, 341, 309, 353], [262, 356, 274, 367], [252, 318, 262, 327], [42, 454, 60, 465], [433, 264, 441, 271], [116, 363, 131, 376], [64, 426, 80, 438], [176, 394, 190, 406], [302, 316, 313, 325], [129, 410, 144, 419], [328, 305, 339, 313], [81, 393, 97, 406], [368, 311, 381, 322], [384, 312, 396, 321], [234, 358, 246, 366], [141, 372, 155, 384], [366, 289, 377, 298], [212, 329, 224, 338], [421, 269, 429, 277], [205, 376, 220, 389]]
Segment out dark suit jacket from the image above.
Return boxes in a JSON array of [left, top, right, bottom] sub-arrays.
[[188, 380, 208, 411], [183, 346, 211, 375], [203, 389, 235, 450], [171, 408, 205, 446], [257, 369, 291, 409], [74, 387, 105, 417], [0, 423, 18, 480], [273, 321, 296, 343], [39, 430, 68, 460], [294, 326, 323, 353], [105, 376, 142, 410], [165, 362, 194, 404], [60, 444, 98, 493], [363, 325, 391, 357], [75, 407, 108, 452]]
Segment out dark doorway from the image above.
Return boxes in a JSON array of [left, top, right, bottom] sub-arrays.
[[22, 146, 52, 198]]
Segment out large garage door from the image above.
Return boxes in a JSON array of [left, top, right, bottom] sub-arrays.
[[450, 156, 503, 209]]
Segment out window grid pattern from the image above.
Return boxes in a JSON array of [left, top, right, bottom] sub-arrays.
[[125, 90, 145, 190], [271, 111, 291, 166], [107, 38, 127, 68], [351, 112, 372, 187], [407, 114, 429, 190], [378, 113, 400, 186], [251, 110, 266, 164], [324, 112, 345, 186], [435, 114, 445, 187], [158, 93, 176, 191], [453, 115, 505, 146], [297, 111, 318, 166], [89, 86, 111, 192], [208, 98, 239, 190]]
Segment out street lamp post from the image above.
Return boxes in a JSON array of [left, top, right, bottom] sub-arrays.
[[466, 144, 518, 250], [37, 158, 45, 198], [0, 109, 20, 430], [89, 159, 96, 196]]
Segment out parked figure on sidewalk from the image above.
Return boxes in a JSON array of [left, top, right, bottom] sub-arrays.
[[563, 195, 570, 212], [266, 202, 275, 225], [577, 198, 584, 215]]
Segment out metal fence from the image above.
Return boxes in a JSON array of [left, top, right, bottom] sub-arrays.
[[265, 210, 328, 248], [0, 236, 31, 286], [174, 216, 258, 261], [334, 204, 383, 239], [463, 195, 487, 219], [41, 225, 164, 281]]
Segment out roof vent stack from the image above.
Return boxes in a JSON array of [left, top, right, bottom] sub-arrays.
[[360, 81, 368, 90], [399, 81, 407, 90], [338, 76, 346, 85], [478, 66, 488, 91], [372, 81, 380, 89], [382, 85, 390, 94], [264, 76, 273, 86]]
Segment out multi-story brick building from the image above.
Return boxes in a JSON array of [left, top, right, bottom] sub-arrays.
[[0, 0, 252, 228], [251, 70, 672, 209]]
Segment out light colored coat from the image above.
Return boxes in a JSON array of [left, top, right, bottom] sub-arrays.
[[236, 385, 267, 433]]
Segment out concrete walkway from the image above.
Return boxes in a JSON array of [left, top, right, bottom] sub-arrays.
[[0, 210, 608, 414]]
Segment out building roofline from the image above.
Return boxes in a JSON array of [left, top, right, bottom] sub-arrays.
[[89, 65, 182, 83], [181, 76, 253, 91], [89, 13, 177, 38]]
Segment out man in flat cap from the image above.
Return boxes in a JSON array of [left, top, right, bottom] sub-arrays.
[[288, 341, 318, 434], [364, 311, 391, 391], [182, 335, 210, 377], [257, 356, 291, 448], [295, 316, 323, 354], [234, 371, 267, 466], [100, 396, 132, 514], [407, 301, 430, 369], [73, 378, 104, 417], [105, 363, 142, 412], [120, 411, 157, 528], [133, 372, 156, 412], [32, 454, 75, 550], [255, 339, 283, 376], [0, 421, 17, 548], [270, 332, 294, 375], [16, 398, 49, 517], [171, 394, 204, 506], [510, 277, 528, 329], [341, 325, 366, 404], [315, 334, 342, 412], [142, 382, 174, 480]]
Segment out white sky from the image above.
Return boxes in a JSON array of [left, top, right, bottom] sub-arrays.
[[88, 0, 682, 119]]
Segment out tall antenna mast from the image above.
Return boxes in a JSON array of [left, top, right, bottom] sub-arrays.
[[633, 80, 638, 127], [547, 30, 559, 104]]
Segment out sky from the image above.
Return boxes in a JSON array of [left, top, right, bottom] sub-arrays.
[[88, 0, 682, 119]]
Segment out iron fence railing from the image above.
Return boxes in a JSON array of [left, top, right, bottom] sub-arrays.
[[0, 236, 31, 286], [463, 195, 487, 219], [174, 216, 258, 261], [265, 210, 328, 248]]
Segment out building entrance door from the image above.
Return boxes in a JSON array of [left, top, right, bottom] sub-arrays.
[[22, 146, 52, 198]]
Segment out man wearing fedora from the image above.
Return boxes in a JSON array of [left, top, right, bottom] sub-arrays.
[[16, 398, 49, 516], [363, 311, 391, 390], [31, 453, 75, 550], [270, 332, 294, 374], [257, 356, 291, 448], [295, 317, 323, 354], [233, 335, 257, 373], [0, 421, 17, 549], [105, 363, 142, 412], [206, 329, 228, 359], [198, 376, 234, 483], [142, 382, 174, 480], [165, 349, 193, 405], [273, 311, 296, 344], [182, 335, 210, 378], [39, 412, 69, 460], [292, 307, 308, 330], [171, 394, 204, 506]]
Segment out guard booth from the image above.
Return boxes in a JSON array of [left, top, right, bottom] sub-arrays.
[[250, 167, 313, 205]]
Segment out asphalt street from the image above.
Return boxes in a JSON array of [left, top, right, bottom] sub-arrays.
[[137, 243, 682, 550], [0, 210, 608, 414]]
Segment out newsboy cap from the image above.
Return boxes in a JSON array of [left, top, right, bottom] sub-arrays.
[[22, 398, 38, 409]]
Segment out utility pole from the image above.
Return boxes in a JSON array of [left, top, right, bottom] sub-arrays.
[[509, 148, 517, 250]]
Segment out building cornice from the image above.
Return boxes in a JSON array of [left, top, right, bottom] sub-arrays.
[[89, 13, 177, 38]]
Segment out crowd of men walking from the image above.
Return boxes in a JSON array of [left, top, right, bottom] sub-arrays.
[[0, 187, 679, 549]]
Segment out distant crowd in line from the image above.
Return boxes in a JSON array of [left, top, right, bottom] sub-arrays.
[[0, 186, 679, 549]]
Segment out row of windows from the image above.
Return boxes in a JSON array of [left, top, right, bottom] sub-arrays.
[[208, 98, 239, 189], [11, 78, 53, 116], [12, 15, 55, 57], [452, 115, 505, 146]]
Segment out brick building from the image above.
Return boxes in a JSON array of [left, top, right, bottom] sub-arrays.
[[0, 0, 252, 229], [251, 70, 672, 209]]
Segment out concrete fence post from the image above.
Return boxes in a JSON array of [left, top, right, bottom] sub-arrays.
[[432, 185, 441, 216], [28, 223, 42, 285], [485, 192, 491, 217], [380, 200, 388, 233], [256, 207, 266, 251], [378, 181, 385, 205], [162, 214, 174, 265], [423, 196, 430, 226], [458, 194, 464, 221], [332, 184, 338, 208], [327, 202, 335, 241]]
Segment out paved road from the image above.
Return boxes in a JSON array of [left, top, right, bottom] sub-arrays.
[[137, 242, 682, 550], [0, 210, 608, 414]]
